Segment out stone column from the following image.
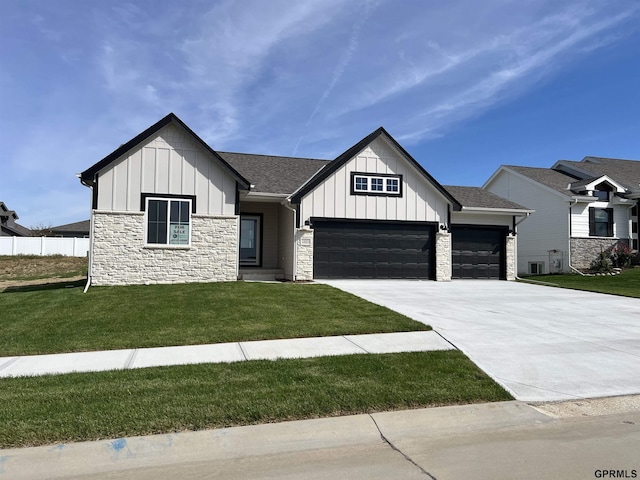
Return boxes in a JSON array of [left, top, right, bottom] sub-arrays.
[[295, 228, 314, 281], [506, 234, 516, 281], [435, 231, 452, 281]]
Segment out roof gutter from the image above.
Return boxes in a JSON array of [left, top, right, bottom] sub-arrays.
[[460, 206, 535, 215]]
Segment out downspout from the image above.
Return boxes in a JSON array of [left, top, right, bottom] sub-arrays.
[[77, 173, 94, 293], [83, 206, 94, 293], [567, 198, 584, 275], [512, 212, 530, 281], [283, 199, 298, 281]]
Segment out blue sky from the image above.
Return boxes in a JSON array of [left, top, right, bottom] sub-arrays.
[[2, 0, 640, 228]]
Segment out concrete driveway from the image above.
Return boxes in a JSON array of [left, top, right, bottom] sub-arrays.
[[320, 280, 640, 402]]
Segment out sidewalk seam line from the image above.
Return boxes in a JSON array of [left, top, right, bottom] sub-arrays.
[[124, 349, 138, 369], [342, 336, 371, 354], [0, 357, 20, 372], [368, 414, 437, 480], [432, 330, 458, 350], [237, 342, 249, 361]]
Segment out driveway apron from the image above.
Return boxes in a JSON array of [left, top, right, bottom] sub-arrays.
[[320, 280, 640, 402]]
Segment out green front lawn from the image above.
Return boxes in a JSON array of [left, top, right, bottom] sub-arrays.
[[0, 351, 512, 448], [525, 267, 640, 298], [0, 282, 428, 356]]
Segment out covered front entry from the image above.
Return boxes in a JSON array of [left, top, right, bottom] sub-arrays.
[[450, 225, 507, 279], [312, 219, 436, 279]]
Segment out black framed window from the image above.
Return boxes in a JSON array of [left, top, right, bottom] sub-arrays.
[[146, 198, 191, 245], [350, 172, 403, 197], [589, 207, 613, 237]]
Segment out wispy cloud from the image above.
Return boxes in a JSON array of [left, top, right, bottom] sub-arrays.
[[396, 3, 640, 142], [292, 0, 380, 154], [2, 0, 639, 226]]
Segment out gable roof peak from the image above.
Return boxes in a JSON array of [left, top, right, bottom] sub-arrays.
[[290, 126, 460, 209], [79, 113, 250, 190]]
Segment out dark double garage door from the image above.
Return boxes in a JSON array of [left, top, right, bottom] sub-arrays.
[[313, 220, 436, 279], [312, 219, 506, 280]]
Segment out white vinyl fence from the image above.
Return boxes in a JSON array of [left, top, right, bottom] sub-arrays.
[[0, 237, 89, 257]]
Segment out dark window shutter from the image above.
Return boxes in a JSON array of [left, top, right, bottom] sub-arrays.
[[606, 208, 614, 237], [589, 208, 595, 236]]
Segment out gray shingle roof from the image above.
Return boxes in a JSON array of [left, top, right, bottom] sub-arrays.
[[219, 152, 330, 195], [445, 186, 529, 210], [51, 220, 90, 233], [505, 166, 576, 196], [568, 157, 640, 190]]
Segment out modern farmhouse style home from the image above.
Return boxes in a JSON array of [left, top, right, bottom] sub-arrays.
[[484, 157, 640, 274], [79, 113, 530, 286]]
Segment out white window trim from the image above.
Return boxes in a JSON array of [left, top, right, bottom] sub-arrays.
[[352, 174, 402, 195], [144, 197, 192, 248], [528, 261, 544, 275]]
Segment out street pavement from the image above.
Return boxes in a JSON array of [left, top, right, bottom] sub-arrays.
[[3, 400, 639, 480], [320, 280, 640, 402]]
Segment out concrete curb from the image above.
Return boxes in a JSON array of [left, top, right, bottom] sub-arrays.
[[0, 401, 543, 480]]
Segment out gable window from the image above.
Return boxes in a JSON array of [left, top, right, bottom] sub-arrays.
[[589, 207, 613, 237], [593, 182, 613, 201], [354, 176, 368, 191], [146, 197, 191, 246], [351, 172, 403, 197]]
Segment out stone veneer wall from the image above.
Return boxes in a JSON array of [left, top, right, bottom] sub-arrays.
[[570, 237, 629, 271], [506, 234, 516, 281], [435, 232, 452, 281], [91, 211, 238, 286], [295, 228, 314, 281]]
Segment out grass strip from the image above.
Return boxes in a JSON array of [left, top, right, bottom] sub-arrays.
[[524, 267, 640, 298], [0, 255, 87, 281], [0, 282, 428, 356], [0, 351, 511, 448]]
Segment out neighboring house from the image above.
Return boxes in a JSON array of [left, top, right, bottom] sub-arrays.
[[79, 113, 531, 286], [484, 157, 640, 274], [50, 220, 90, 238], [0, 202, 31, 236]]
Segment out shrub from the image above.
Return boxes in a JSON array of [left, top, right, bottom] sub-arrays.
[[610, 243, 632, 268], [590, 249, 613, 273]]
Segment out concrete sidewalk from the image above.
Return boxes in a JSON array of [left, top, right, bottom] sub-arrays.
[[0, 330, 452, 378]]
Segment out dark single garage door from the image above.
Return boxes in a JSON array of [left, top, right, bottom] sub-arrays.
[[312, 219, 436, 279], [451, 225, 507, 279]]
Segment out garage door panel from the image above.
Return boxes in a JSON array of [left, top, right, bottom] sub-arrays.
[[451, 226, 506, 280], [313, 220, 435, 279]]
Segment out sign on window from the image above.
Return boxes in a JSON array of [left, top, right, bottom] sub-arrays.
[[170, 224, 189, 245]]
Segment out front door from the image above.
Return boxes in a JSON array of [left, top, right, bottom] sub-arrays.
[[239, 215, 261, 266]]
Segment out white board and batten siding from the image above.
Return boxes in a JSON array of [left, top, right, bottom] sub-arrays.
[[486, 169, 570, 273], [299, 137, 450, 224], [96, 124, 237, 216]]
